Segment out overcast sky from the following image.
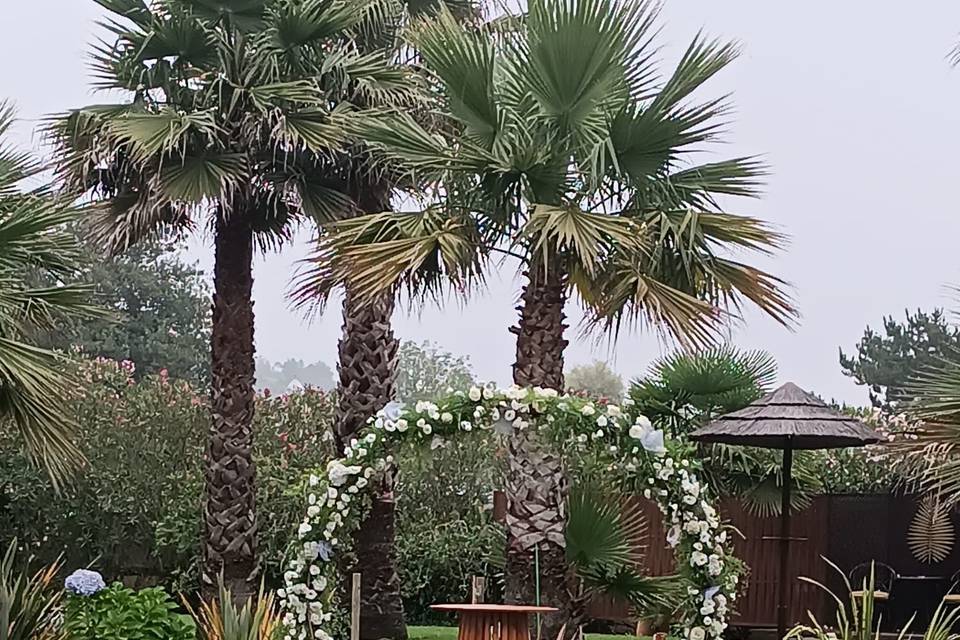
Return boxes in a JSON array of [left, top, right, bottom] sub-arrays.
[[5, 1, 960, 404]]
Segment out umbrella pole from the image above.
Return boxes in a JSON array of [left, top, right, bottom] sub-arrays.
[[777, 441, 793, 640]]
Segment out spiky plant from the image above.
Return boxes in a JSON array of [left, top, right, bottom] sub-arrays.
[[880, 290, 960, 504], [0, 540, 64, 640], [47, 0, 414, 600], [187, 580, 280, 640], [787, 558, 960, 640]]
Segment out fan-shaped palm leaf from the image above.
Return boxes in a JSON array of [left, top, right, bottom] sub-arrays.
[[0, 104, 102, 486]]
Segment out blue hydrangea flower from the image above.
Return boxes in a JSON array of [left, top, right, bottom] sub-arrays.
[[382, 401, 404, 421], [317, 540, 333, 562], [64, 569, 106, 596]]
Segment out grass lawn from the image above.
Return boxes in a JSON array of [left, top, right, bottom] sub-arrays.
[[408, 626, 637, 640]]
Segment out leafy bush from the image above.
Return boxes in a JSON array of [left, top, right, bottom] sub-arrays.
[[395, 342, 476, 403], [64, 583, 194, 640], [0, 357, 334, 592], [395, 436, 502, 624]]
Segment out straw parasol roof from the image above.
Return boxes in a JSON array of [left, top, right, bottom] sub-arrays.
[[689, 381, 881, 450]]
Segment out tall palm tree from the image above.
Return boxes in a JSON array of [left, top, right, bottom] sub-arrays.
[[0, 103, 100, 487], [47, 0, 410, 600], [302, 0, 795, 634], [296, 2, 482, 636]]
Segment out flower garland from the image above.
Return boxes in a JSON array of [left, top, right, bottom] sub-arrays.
[[279, 386, 741, 640]]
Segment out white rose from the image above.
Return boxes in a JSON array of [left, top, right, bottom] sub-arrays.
[[689, 627, 706, 640], [468, 387, 482, 401], [441, 412, 453, 423]]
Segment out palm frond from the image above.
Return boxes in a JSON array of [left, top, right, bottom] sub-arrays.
[[907, 494, 955, 564], [181, 0, 269, 32], [585, 209, 796, 338], [159, 154, 249, 203], [0, 106, 92, 486], [293, 208, 488, 311], [410, 6, 500, 144], [578, 253, 725, 348], [0, 338, 84, 487], [107, 109, 221, 163], [636, 345, 776, 410], [566, 487, 641, 570], [525, 205, 642, 278], [523, 0, 658, 145]]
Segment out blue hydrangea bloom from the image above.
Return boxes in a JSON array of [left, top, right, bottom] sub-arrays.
[[64, 569, 106, 596], [317, 540, 333, 562]]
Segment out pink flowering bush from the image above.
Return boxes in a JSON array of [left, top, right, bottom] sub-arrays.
[[0, 356, 334, 592]]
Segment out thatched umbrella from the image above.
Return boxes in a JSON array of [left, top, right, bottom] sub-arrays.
[[690, 382, 880, 639]]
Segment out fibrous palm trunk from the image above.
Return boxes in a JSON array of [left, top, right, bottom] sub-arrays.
[[203, 211, 258, 603], [506, 268, 578, 640], [333, 185, 406, 640]]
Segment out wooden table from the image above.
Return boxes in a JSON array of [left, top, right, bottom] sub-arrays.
[[430, 604, 558, 640]]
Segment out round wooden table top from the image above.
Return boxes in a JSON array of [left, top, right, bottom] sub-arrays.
[[430, 604, 558, 614]]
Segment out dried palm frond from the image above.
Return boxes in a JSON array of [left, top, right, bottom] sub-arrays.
[[907, 494, 955, 565]]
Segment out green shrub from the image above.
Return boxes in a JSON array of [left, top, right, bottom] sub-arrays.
[[0, 357, 335, 592], [64, 583, 195, 640], [395, 436, 503, 624]]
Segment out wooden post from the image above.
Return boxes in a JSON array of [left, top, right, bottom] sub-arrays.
[[351, 573, 361, 640], [493, 491, 507, 523], [470, 576, 487, 604]]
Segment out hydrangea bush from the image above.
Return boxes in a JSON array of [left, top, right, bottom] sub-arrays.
[[280, 385, 742, 640]]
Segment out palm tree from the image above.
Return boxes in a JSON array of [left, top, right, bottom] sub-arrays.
[[297, 3, 483, 636], [0, 103, 100, 487], [302, 0, 795, 634], [629, 347, 820, 516], [629, 346, 778, 438], [886, 299, 960, 500], [47, 0, 410, 600]]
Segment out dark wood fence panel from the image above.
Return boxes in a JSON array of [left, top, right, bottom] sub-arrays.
[[588, 496, 831, 628], [587, 493, 960, 631]]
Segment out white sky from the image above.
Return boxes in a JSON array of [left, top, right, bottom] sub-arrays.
[[5, 0, 960, 404]]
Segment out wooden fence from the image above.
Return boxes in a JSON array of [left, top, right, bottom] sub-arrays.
[[588, 494, 960, 629]]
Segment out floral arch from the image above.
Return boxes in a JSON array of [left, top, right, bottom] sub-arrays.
[[279, 386, 741, 640]]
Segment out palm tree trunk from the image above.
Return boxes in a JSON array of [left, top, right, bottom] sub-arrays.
[[506, 268, 578, 640], [334, 280, 406, 640], [203, 212, 258, 603], [511, 270, 568, 389]]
